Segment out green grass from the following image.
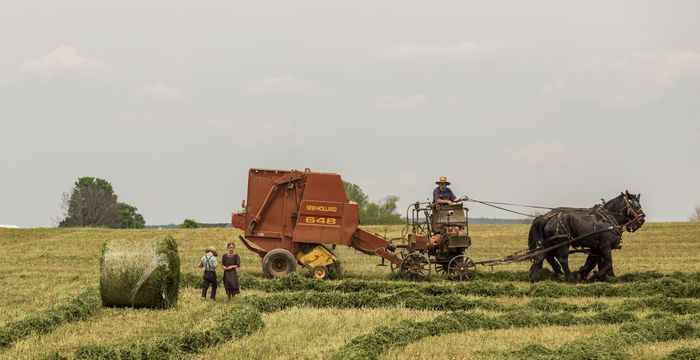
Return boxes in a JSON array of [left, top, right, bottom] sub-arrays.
[[0, 222, 698, 359]]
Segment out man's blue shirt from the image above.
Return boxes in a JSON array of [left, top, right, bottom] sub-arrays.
[[433, 186, 456, 203]]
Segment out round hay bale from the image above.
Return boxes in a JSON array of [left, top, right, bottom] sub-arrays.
[[100, 235, 180, 309]]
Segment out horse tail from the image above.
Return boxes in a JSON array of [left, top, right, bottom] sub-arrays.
[[528, 216, 546, 251]]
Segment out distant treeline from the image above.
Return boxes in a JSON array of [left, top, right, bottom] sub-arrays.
[[145, 223, 231, 229], [146, 219, 528, 229], [468, 217, 531, 224]]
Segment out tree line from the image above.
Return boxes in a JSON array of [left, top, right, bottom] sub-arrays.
[[58, 177, 404, 229], [343, 181, 403, 225], [61, 177, 700, 226]]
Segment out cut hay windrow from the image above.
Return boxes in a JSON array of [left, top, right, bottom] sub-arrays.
[[508, 316, 700, 360], [0, 289, 100, 349], [38, 304, 263, 360], [472, 270, 700, 284], [662, 346, 700, 360], [239, 290, 621, 315], [32, 289, 694, 360], [100, 235, 180, 309], [182, 272, 700, 299], [330, 308, 639, 360], [619, 295, 700, 315]]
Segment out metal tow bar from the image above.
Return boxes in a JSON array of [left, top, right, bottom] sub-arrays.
[[473, 226, 618, 267]]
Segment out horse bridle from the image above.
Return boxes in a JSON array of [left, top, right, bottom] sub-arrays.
[[620, 194, 645, 231]]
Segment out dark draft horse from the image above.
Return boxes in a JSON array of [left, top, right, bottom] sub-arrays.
[[528, 191, 645, 283]]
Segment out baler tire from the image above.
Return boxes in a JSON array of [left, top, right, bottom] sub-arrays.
[[262, 249, 297, 278], [311, 264, 329, 280]]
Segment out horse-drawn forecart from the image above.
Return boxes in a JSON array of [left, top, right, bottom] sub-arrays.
[[231, 168, 646, 282]]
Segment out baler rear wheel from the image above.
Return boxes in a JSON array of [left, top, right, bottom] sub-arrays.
[[311, 264, 329, 280], [400, 252, 431, 279], [262, 249, 297, 278]]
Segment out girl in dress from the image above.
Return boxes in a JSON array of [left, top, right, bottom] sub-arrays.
[[221, 242, 241, 301]]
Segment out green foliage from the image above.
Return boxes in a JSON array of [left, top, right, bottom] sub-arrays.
[[343, 181, 369, 209], [342, 181, 403, 225], [118, 203, 145, 229], [181, 219, 199, 228], [75, 177, 115, 195], [60, 177, 145, 229], [0, 289, 100, 349], [362, 195, 403, 225]]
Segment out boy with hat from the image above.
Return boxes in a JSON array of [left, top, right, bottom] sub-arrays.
[[199, 246, 218, 301]]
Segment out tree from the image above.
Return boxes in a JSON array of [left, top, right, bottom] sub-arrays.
[[361, 195, 403, 225], [182, 219, 199, 228], [343, 181, 403, 225], [60, 177, 121, 228], [691, 205, 700, 222], [343, 181, 369, 209], [59, 177, 145, 228], [119, 203, 145, 229]]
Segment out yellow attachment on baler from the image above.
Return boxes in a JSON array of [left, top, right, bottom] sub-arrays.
[[298, 245, 337, 267], [297, 245, 338, 280]]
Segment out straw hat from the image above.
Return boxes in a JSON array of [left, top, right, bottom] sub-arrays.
[[435, 176, 451, 185], [205, 246, 218, 256]]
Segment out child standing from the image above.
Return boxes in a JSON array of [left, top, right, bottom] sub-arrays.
[[222, 242, 241, 301], [199, 246, 218, 301]]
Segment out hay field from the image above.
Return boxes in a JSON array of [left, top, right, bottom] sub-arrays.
[[1, 222, 699, 359]]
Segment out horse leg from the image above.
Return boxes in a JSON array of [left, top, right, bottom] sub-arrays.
[[597, 256, 616, 278], [545, 253, 563, 279], [556, 248, 574, 283], [593, 249, 613, 282], [529, 254, 545, 283], [578, 254, 598, 282]]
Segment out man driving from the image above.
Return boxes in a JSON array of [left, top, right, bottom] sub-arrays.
[[433, 176, 457, 205]]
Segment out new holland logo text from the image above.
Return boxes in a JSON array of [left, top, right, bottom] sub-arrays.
[[305, 205, 337, 213]]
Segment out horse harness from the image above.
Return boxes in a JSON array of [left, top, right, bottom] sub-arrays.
[[473, 194, 643, 266], [537, 200, 632, 251]]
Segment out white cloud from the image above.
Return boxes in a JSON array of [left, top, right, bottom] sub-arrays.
[[247, 74, 315, 96], [22, 46, 108, 78], [509, 142, 569, 163], [382, 41, 505, 59], [135, 82, 181, 99], [375, 94, 430, 108]]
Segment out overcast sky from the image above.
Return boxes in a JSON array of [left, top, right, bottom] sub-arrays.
[[1, 1, 699, 227]]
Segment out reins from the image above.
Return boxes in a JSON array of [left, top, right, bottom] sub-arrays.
[[467, 198, 552, 218]]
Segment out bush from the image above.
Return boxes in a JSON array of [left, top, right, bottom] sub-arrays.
[[181, 219, 199, 228]]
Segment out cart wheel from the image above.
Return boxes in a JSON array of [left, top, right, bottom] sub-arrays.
[[435, 263, 449, 275], [448, 255, 476, 281], [400, 252, 431, 279], [311, 264, 329, 280], [262, 249, 297, 278], [389, 250, 406, 273]]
